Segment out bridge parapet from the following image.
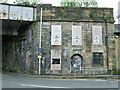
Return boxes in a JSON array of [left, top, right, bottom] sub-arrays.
[[0, 4, 36, 21]]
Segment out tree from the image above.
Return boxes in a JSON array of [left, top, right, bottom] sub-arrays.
[[60, 0, 98, 7], [13, 0, 41, 6]]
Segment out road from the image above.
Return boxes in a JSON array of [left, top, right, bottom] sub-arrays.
[[2, 75, 119, 89]]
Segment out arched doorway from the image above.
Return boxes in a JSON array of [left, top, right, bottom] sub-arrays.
[[71, 54, 83, 73]]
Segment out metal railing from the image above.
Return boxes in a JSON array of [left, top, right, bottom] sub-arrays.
[[73, 66, 113, 76]]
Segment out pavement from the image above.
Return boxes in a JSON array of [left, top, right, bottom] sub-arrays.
[[1, 71, 119, 79]]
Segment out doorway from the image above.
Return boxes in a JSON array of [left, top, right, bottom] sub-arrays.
[[71, 54, 83, 73]]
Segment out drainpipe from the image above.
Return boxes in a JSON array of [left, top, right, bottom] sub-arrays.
[[105, 20, 109, 70], [38, 6, 43, 75]]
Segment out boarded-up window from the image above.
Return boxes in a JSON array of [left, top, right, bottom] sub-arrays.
[[92, 26, 102, 45], [51, 50, 61, 71], [51, 25, 61, 45], [93, 52, 103, 66], [72, 26, 82, 45]]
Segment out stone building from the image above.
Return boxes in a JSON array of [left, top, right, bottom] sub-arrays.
[[115, 24, 120, 71], [2, 4, 116, 74], [118, 1, 120, 24]]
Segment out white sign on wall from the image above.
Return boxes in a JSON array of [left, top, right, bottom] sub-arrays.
[[72, 26, 82, 45], [51, 25, 61, 45], [51, 50, 61, 71], [92, 26, 102, 45]]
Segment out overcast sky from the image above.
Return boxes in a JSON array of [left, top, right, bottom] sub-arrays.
[[7, 0, 120, 24]]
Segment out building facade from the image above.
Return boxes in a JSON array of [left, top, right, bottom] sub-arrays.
[[2, 4, 116, 74], [115, 24, 120, 71], [118, 1, 120, 24]]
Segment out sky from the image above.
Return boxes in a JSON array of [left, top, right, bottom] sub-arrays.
[[7, 0, 120, 24]]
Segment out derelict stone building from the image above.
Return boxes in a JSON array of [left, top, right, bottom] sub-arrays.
[[118, 1, 120, 24], [2, 4, 116, 74], [114, 24, 120, 71]]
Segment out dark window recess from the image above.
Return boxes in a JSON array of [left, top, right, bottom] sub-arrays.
[[52, 59, 60, 64], [93, 52, 103, 66]]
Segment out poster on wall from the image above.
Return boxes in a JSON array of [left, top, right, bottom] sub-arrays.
[[51, 25, 61, 45], [72, 26, 82, 45], [51, 50, 61, 71], [92, 26, 102, 45]]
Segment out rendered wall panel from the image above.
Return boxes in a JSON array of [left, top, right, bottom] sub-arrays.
[[0, 5, 8, 19], [72, 26, 82, 45], [92, 26, 102, 45], [51, 25, 62, 45], [22, 7, 33, 21], [9, 6, 21, 20]]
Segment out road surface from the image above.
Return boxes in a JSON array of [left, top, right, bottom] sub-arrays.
[[2, 75, 119, 89]]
